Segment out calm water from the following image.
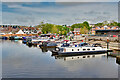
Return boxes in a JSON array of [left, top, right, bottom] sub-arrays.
[[1, 40, 119, 78]]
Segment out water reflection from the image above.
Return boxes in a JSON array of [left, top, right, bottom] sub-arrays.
[[1, 40, 118, 78], [53, 54, 107, 61]]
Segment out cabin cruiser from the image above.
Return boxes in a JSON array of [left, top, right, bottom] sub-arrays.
[[56, 40, 77, 47], [39, 41, 57, 48], [52, 42, 112, 56]]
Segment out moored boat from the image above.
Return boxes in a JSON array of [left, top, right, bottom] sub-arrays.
[[39, 41, 57, 48], [52, 43, 112, 56]]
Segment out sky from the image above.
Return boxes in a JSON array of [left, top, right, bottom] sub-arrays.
[[1, 1, 119, 26], [1, 0, 120, 2]]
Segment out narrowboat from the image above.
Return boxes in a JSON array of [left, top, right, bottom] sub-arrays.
[[52, 42, 112, 56]]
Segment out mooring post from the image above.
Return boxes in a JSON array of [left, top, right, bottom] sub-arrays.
[[107, 37, 109, 49], [107, 37, 109, 56], [85, 36, 86, 43]]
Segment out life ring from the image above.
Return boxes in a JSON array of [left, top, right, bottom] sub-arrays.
[[55, 47, 60, 51]]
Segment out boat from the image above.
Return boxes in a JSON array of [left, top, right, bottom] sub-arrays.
[[9, 36, 23, 40], [39, 41, 57, 48], [26, 37, 32, 46], [14, 36, 23, 40], [52, 42, 112, 56], [0, 36, 2, 39], [2, 36, 8, 40], [32, 41, 41, 47], [9, 36, 15, 40]]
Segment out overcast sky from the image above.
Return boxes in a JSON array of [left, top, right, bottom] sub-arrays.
[[1, 2, 119, 26]]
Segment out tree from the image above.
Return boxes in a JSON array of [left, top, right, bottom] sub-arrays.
[[117, 23, 120, 27], [42, 23, 54, 34], [80, 26, 89, 34], [95, 23, 103, 26], [71, 23, 83, 31], [51, 25, 58, 34]]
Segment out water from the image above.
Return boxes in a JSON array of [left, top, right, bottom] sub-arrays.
[[1, 40, 119, 78]]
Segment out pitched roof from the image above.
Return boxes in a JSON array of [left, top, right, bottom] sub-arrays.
[[16, 29, 24, 34]]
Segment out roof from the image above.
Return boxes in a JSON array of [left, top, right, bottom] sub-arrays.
[[16, 29, 24, 34], [74, 28, 80, 32], [95, 29, 120, 32], [8, 32, 12, 34]]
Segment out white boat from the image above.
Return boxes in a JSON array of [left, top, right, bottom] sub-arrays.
[[31, 36, 50, 42], [32, 38, 49, 42], [52, 42, 112, 56]]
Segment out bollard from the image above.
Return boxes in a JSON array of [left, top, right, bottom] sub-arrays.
[[107, 37, 109, 49]]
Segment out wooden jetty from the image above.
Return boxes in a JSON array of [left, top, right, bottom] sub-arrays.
[[116, 56, 120, 65]]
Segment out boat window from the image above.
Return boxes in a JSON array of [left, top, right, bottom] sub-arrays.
[[87, 49, 90, 50], [93, 55, 95, 57], [83, 49, 86, 51], [92, 48, 95, 50], [87, 56, 90, 58], [72, 49, 74, 51], [81, 44, 83, 46], [78, 49, 79, 51], [83, 56, 86, 58]]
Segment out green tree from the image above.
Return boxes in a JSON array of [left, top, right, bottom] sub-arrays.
[[42, 23, 54, 34], [80, 26, 89, 34], [51, 25, 58, 34], [71, 23, 83, 31], [117, 23, 120, 27]]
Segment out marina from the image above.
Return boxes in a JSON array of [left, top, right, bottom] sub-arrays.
[[1, 40, 119, 78], [0, 2, 120, 79]]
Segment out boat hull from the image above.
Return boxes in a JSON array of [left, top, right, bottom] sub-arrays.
[[56, 50, 112, 56], [40, 46, 56, 48]]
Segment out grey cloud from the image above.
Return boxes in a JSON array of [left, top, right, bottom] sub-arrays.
[[2, 2, 118, 25], [84, 11, 101, 14]]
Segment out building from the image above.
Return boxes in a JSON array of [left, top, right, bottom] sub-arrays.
[[93, 25, 120, 36], [73, 28, 81, 36], [22, 27, 39, 34], [95, 29, 120, 36]]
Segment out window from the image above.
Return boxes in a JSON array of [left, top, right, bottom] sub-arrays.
[[92, 48, 95, 50], [72, 49, 74, 51], [93, 55, 95, 57], [83, 56, 86, 58], [87, 56, 90, 58], [78, 49, 79, 51], [87, 49, 90, 50], [83, 49, 86, 51]]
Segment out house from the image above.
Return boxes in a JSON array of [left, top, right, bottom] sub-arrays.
[[73, 28, 81, 36], [23, 27, 38, 34], [89, 24, 95, 28]]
